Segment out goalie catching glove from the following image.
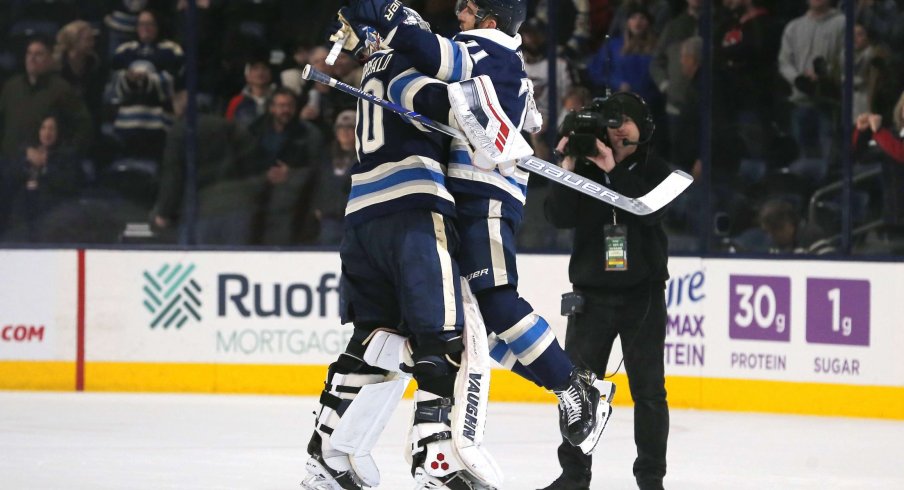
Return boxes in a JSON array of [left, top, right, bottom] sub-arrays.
[[447, 75, 537, 177]]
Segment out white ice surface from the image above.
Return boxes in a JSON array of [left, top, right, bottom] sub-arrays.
[[0, 391, 902, 489]]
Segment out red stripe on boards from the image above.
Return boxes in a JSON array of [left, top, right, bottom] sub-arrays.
[[76, 249, 85, 391]]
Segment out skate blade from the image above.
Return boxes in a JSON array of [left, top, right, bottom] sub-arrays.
[[301, 458, 347, 490], [593, 380, 616, 403], [578, 402, 613, 455], [413, 467, 495, 490]]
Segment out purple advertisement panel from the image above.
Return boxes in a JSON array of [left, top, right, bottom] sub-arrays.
[[806, 279, 870, 346], [729, 275, 791, 342]]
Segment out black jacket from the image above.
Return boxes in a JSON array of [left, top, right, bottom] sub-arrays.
[[545, 148, 671, 292], [153, 114, 263, 221], [248, 116, 323, 170]]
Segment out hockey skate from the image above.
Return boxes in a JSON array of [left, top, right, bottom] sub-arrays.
[[554, 369, 615, 455], [301, 433, 364, 490]]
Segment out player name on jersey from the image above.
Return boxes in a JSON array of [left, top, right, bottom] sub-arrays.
[[362, 53, 393, 79]]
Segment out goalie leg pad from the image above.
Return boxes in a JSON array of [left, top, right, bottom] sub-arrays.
[[451, 279, 502, 487], [313, 370, 407, 487], [309, 329, 412, 487], [409, 278, 503, 489]]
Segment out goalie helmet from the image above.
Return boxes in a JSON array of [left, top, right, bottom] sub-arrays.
[[361, 7, 431, 58], [455, 0, 527, 36]]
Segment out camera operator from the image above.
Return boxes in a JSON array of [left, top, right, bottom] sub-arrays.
[[540, 92, 670, 490]]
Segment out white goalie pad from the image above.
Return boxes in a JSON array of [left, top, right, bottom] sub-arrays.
[[330, 378, 410, 487], [320, 329, 412, 487], [449, 277, 504, 488], [448, 75, 533, 177], [362, 328, 414, 374]]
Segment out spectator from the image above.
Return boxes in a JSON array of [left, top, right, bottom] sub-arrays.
[[853, 94, 904, 164], [758, 198, 834, 254], [298, 46, 332, 127], [672, 36, 703, 175], [853, 92, 904, 226], [298, 49, 358, 134], [2, 114, 83, 242], [111, 9, 185, 160], [670, 35, 747, 242], [321, 52, 360, 132], [588, 4, 660, 106], [104, 0, 148, 57], [313, 110, 355, 246], [533, 0, 592, 57], [151, 93, 262, 246], [225, 54, 275, 131], [0, 37, 93, 162], [54, 20, 104, 128], [331, 52, 363, 89], [608, 0, 672, 38], [249, 89, 322, 169], [521, 18, 572, 161], [248, 88, 324, 245], [280, 40, 316, 103], [777, 0, 844, 173], [650, 0, 701, 162], [852, 22, 884, 121], [716, 0, 782, 125], [855, 0, 902, 48]]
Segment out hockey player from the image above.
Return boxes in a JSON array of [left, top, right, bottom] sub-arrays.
[[343, 0, 614, 455], [302, 9, 502, 490]]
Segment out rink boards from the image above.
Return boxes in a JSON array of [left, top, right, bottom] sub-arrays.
[[1, 249, 902, 419]]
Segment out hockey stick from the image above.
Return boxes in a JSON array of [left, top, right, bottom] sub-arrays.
[[301, 64, 693, 215]]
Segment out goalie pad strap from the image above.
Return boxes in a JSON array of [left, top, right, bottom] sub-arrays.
[[414, 337, 465, 358], [319, 391, 347, 413], [417, 397, 455, 407], [417, 430, 452, 448], [326, 383, 362, 394], [414, 399, 453, 425], [316, 422, 333, 435]]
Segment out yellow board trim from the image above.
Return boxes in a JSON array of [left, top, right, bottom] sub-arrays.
[[0, 361, 76, 390], [2, 361, 902, 419]]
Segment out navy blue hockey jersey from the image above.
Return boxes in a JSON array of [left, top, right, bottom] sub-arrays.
[[385, 24, 534, 219], [344, 49, 456, 226]]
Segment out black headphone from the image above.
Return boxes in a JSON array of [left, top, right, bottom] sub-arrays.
[[591, 91, 655, 145]]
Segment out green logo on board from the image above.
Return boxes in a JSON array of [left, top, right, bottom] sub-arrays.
[[142, 263, 202, 328]]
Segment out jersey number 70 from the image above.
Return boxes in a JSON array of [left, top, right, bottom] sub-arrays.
[[358, 78, 385, 154]]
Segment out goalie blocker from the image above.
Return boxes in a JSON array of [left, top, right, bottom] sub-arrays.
[[447, 75, 539, 177]]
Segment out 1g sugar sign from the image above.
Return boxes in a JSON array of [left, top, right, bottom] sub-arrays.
[[729, 275, 790, 342], [806, 278, 870, 346]]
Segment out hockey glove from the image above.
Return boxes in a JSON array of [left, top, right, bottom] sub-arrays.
[[328, 8, 382, 61], [347, 0, 406, 36]]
